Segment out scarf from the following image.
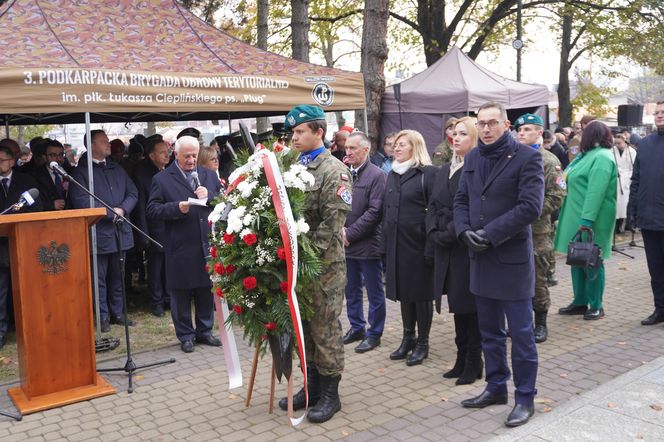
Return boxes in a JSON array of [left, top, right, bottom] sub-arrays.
[[449, 153, 464, 178], [391, 158, 415, 175], [478, 131, 512, 182]]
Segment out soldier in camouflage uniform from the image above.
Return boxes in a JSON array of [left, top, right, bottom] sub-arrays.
[[515, 114, 565, 344], [431, 117, 459, 166], [277, 105, 352, 424]]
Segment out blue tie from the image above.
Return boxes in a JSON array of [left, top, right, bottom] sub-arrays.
[[54, 172, 63, 198]]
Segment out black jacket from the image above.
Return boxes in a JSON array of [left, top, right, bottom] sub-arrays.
[[628, 132, 664, 230], [0, 171, 42, 267], [427, 164, 475, 314], [34, 164, 69, 211], [344, 162, 386, 259], [382, 165, 436, 302]]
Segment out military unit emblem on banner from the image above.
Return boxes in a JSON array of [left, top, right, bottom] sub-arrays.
[[311, 82, 334, 107], [37, 241, 70, 275]]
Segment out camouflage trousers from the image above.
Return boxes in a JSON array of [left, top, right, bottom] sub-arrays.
[[533, 233, 552, 312], [303, 260, 345, 376], [545, 229, 557, 278]]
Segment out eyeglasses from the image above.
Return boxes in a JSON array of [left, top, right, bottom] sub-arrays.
[[476, 120, 504, 129], [47, 152, 65, 158]]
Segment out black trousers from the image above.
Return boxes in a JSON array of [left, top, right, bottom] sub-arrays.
[[642, 229, 664, 312]]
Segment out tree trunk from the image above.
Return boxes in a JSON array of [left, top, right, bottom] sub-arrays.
[[291, 0, 310, 62], [355, 0, 390, 151], [558, 12, 573, 127], [256, 0, 270, 134]]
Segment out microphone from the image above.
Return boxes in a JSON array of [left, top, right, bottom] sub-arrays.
[[49, 161, 70, 178], [191, 171, 200, 189], [14, 188, 39, 211]]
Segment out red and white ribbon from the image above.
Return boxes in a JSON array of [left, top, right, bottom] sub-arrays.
[[214, 294, 243, 389], [259, 150, 307, 426]]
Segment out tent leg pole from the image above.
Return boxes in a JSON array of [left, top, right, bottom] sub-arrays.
[[363, 108, 368, 134], [84, 112, 101, 334], [4, 117, 9, 139]]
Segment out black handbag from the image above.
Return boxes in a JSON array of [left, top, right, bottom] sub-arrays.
[[566, 229, 601, 269]]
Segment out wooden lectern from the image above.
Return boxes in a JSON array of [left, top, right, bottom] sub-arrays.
[[0, 208, 115, 414]]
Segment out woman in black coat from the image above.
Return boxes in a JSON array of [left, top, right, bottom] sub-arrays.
[[426, 117, 483, 384], [382, 130, 437, 366]]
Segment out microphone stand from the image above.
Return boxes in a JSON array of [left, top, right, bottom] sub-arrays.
[[53, 167, 175, 393]]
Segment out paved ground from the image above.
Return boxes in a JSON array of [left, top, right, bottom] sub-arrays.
[[0, 238, 662, 441]]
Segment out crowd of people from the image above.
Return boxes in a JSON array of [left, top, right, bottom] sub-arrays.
[[0, 99, 661, 427]]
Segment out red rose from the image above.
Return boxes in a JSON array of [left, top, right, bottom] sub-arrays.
[[214, 263, 225, 275], [215, 287, 224, 298], [243, 276, 257, 290], [280, 281, 289, 294], [225, 264, 236, 274], [223, 233, 235, 244], [210, 246, 217, 258], [208, 220, 213, 228], [265, 322, 277, 331], [277, 247, 286, 261], [242, 233, 258, 246], [232, 305, 243, 314], [204, 264, 210, 273]]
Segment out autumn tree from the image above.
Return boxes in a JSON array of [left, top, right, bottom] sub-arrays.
[[355, 0, 389, 145]]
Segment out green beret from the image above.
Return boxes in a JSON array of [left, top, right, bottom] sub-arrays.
[[514, 113, 544, 130], [284, 105, 325, 130]]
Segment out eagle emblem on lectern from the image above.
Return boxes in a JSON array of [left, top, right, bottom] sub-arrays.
[[37, 241, 70, 275]]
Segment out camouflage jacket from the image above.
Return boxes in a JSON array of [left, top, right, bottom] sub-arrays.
[[432, 141, 453, 167], [533, 147, 566, 235], [302, 149, 353, 263]]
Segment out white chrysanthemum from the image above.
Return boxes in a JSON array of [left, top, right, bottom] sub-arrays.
[[299, 170, 315, 186], [226, 206, 246, 234], [208, 202, 226, 224], [237, 180, 259, 198], [295, 218, 310, 235], [242, 213, 255, 226]]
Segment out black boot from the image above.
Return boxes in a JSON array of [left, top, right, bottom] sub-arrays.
[[278, 365, 320, 411], [390, 302, 417, 360], [534, 310, 548, 343], [307, 374, 341, 423], [406, 301, 432, 366], [456, 314, 483, 385], [443, 314, 468, 378]]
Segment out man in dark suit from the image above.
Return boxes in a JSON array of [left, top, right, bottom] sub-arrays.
[[454, 102, 544, 427], [34, 139, 69, 211], [146, 136, 222, 353], [69, 130, 138, 333], [0, 145, 42, 348], [133, 138, 171, 317]]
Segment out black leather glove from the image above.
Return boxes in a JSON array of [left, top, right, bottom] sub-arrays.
[[461, 230, 491, 253]]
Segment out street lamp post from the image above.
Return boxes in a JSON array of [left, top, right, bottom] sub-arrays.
[[513, 0, 523, 82]]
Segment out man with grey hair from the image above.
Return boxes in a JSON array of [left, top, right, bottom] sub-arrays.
[[341, 132, 387, 353], [147, 135, 222, 353]]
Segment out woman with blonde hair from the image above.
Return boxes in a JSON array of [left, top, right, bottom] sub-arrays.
[[427, 117, 484, 384], [382, 129, 437, 366], [197, 146, 221, 179]]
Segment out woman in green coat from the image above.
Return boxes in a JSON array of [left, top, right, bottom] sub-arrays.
[[554, 121, 617, 320]]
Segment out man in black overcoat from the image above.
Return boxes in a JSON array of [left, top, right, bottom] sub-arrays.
[[69, 130, 138, 333], [454, 102, 544, 427], [133, 138, 171, 317], [0, 145, 42, 348], [146, 136, 221, 353]]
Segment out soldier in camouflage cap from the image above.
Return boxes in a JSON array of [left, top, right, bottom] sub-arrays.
[[516, 113, 566, 343], [277, 104, 352, 423]]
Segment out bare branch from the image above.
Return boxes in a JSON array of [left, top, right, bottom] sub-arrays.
[[310, 9, 363, 23], [389, 11, 421, 34]]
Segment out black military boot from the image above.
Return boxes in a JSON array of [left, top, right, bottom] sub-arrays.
[[406, 301, 432, 366], [278, 365, 320, 411], [390, 302, 417, 360], [534, 310, 548, 343], [443, 314, 468, 378], [307, 374, 341, 423]]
